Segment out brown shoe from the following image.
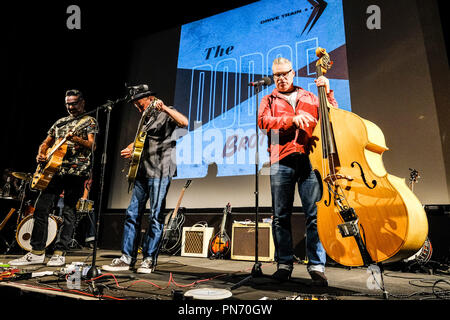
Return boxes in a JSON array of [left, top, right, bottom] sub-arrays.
[[272, 269, 292, 282], [272, 264, 293, 282], [309, 270, 328, 287]]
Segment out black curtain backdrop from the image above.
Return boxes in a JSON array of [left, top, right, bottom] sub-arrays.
[[2, 0, 257, 201], [3, 1, 449, 209]]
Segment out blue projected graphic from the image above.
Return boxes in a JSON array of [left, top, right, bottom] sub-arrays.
[[173, 0, 350, 179]]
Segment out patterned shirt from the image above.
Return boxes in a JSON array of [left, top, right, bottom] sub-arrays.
[[48, 115, 98, 177], [137, 107, 179, 179]]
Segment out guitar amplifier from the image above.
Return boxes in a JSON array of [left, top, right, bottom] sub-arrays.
[[181, 226, 214, 258], [231, 222, 275, 262]]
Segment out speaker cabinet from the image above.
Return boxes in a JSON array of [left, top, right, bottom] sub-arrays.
[[425, 206, 450, 263], [231, 222, 274, 262], [181, 226, 214, 258]]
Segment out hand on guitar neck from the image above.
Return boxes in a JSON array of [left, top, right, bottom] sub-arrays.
[[32, 117, 95, 190], [36, 119, 94, 164]]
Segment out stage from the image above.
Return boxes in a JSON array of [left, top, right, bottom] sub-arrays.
[[1, 248, 449, 304]]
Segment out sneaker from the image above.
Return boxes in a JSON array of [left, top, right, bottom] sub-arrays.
[[271, 264, 292, 282], [102, 256, 130, 272], [84, 241, 95, 249], [136, 257, 154, 274], [46, 254, 65, 267], [8, 252, 45, 266], [309, 270, 328, 287]]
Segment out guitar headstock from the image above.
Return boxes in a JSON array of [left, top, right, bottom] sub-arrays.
[[225, 202, 232, 215], [146, 98, 161, 113], [315, 47, 333, 76], [409, 168, 420, 184], [184, 179, 192, 189]]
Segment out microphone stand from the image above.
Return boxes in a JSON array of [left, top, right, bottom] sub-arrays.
[[230, 83, 265, 290], [83, 97, 127, 295]]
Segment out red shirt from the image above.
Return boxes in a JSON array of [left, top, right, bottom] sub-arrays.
[[258, 86, 338, 164]]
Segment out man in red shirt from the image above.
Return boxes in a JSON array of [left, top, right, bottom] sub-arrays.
[[258, 57, 338, 285]]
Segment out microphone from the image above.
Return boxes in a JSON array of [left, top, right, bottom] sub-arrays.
[[248, 77, 272, 87]]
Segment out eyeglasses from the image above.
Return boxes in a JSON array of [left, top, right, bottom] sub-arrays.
[[273, 69, 292, 79], [65, 100, 81, 106]]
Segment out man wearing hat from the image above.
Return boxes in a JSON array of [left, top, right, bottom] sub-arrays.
[[102, 86, 188, 274], [9, 89, 98, 267]]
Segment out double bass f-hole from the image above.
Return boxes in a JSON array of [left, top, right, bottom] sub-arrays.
[[351, 161, 377, 189]]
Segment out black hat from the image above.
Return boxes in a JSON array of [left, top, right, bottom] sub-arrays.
[[127, 85, 156, 103]]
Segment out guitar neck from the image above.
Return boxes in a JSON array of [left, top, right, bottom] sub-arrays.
[[47, 137, 68, 160], [170, 188, 186, 219], [219, 214, 227, 235], [219, 205, 231, 235], [132, 115, 148, 148], [48, 117, 91, 160], [316, 71, 337, 159]]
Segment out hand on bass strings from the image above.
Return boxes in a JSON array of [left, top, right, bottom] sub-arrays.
[[314, 75, 330, 93]]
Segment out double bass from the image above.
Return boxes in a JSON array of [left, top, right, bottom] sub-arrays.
[[309, 47, 428, 267]]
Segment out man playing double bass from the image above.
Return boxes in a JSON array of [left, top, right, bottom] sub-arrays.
[[258, 57, 338, 286]]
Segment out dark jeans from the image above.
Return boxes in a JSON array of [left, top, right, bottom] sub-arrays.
[[31, 174, 85, 254], [270, 153, 326, 267]]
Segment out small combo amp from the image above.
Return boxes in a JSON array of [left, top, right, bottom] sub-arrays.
[[231, 222, 275, 262], [181, 226, 214, 258]]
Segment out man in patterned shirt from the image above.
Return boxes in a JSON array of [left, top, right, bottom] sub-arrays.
[[9, 89, 98, 266]]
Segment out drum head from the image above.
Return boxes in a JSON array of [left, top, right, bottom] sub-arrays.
[[16, 215, 58, 251]]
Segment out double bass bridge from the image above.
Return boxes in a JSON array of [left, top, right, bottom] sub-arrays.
[[323, 174, 352, 208], [324, 173, 354, 184]]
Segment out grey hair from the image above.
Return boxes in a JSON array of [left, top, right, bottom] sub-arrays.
[[272, 57, 293, 70]]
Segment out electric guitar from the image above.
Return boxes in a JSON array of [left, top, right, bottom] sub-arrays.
[[31, 117, 94, 190], [160, 179, 192, 254], [209, 203, 231, 257], [127, 99, 160, 193]]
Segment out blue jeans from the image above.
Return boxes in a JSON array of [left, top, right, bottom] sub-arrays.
[[270, 153, 326, 268], [121, 177, 171, 263]]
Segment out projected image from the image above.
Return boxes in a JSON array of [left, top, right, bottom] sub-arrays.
[[173, 0, 350, 179]]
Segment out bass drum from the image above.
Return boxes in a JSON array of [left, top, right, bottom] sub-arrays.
[[16, 215, 59, 251], [403, 237, 433, 264]]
